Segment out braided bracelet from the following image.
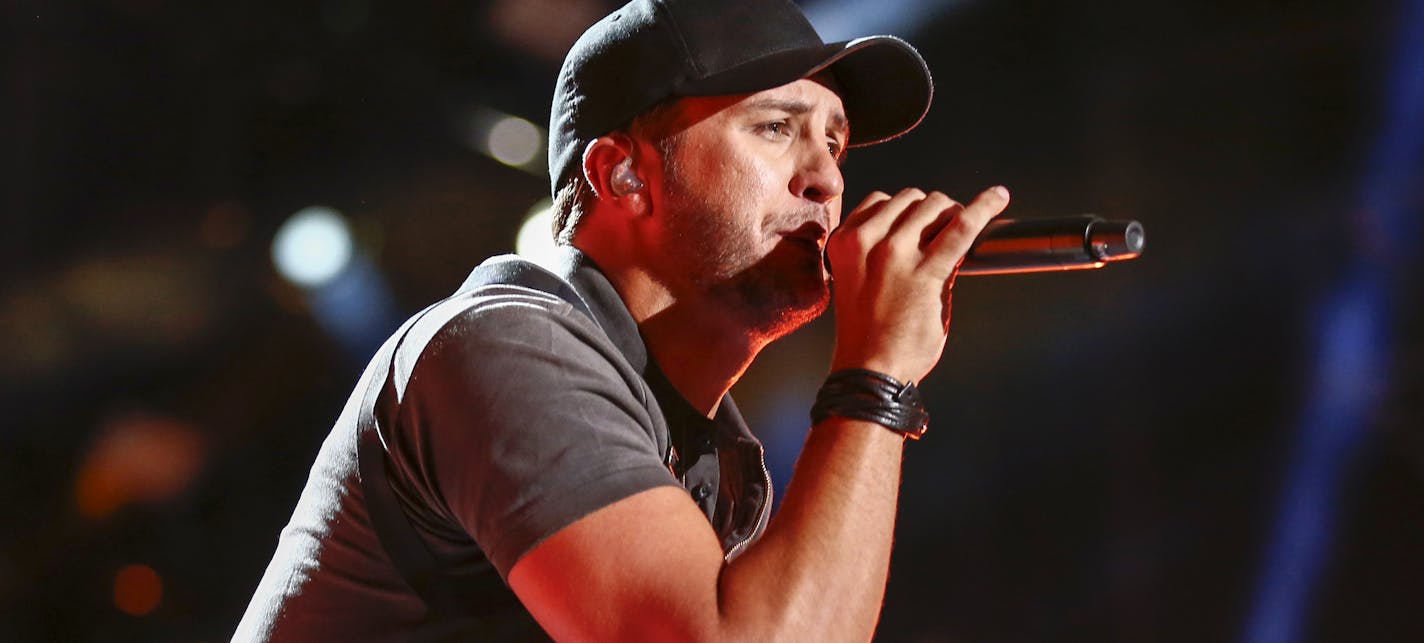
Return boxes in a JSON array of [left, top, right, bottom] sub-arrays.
[[810, 368, 930, 439]]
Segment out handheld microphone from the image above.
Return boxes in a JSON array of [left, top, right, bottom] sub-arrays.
[[959, 215, 1145, 276]]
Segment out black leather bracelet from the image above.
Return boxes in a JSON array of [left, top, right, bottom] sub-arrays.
[[810, 368, 930, 439]]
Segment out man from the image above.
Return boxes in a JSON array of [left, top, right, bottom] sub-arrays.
[[236, 0, 1010, 640]]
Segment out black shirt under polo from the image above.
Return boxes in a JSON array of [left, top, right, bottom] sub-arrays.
[[235, 248, 772, 641]]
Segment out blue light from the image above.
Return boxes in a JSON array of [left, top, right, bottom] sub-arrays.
[[307, 253, 401, 362], [271, 206, 402, 364], [1242, 2, 1424, 641], [1243, 275, 1386, 643], [803, 0, 965, 41]]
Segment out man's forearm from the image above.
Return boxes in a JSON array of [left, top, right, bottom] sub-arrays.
[[716, 416, 905, 641]]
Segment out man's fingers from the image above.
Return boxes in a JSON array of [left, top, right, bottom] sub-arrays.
[[833, 185, 1011, 279], [844, 187, 927, 241], [885, 191, 958, 247], [836, 190, 893, 231], [829, 188, 933, 278], [923, 185, 1011, 270]]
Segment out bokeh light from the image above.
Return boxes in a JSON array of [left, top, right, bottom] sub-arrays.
[[487, 115, 542, 167], [113, 563, 163, 616], [514, 198, 557, 265], [271, 206, 355, 288], [74, 414, 206, 520]]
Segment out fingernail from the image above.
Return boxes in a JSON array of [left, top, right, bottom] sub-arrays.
[[992, 185, 1010, 199]]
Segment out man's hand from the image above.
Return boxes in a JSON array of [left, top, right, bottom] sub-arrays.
[[826, 186, 1011, 383]]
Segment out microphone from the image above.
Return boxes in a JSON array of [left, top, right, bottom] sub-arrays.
[[959, 215, 1145, 276]]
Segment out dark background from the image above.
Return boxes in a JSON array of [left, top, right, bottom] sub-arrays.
[[3, 0, 1422, 641]]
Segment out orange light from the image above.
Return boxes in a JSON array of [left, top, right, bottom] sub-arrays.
[[113, 563, 163, 616], [74, 414, 206, 520]]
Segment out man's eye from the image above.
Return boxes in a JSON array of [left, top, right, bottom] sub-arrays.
[[827, 139, 842, 156], [758, 121, 791, 139]]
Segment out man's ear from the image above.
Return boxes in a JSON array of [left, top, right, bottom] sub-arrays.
[[582, 135, 648, 215]]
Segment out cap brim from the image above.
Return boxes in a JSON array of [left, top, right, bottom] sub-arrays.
[[672, 35, 933, 147]]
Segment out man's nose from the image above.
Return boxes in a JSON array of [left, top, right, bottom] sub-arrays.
[[790, 145, 845, 204]]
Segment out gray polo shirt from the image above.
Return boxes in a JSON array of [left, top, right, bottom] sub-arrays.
[[235, 248, 772, 641]]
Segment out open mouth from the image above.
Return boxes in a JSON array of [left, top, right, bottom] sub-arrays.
[[781, 221, 827, 252]]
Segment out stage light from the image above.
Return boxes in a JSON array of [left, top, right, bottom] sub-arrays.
[[1243, 3, 1424, 642], [804, 0, 963, 41], [462, 107, 546, 173], [487, 114, 542, 168], [74, 413, 205, 521], [515, 199, 557, 264], [272, 206, 354, 288], [113, 563, 162, 616], [487, 0, 604, 65], [271, 206, 400, 360]]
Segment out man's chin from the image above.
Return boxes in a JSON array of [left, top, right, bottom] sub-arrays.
[[711, 244, 831, 336], [756, 274, 830, 337]]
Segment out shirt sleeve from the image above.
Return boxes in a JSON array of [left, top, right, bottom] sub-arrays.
[[388, 294, 680, 579]]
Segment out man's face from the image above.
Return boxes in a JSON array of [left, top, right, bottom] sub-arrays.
[[644, 76, 848, 337]]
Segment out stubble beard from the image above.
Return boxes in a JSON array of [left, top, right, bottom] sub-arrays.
[[660, 167, 830, 341]]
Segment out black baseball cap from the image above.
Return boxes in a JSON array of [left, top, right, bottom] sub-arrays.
[[548, 0, 934, 194]]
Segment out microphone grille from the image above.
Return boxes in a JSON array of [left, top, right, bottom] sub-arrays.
[[1087, 219, 1145, 261]]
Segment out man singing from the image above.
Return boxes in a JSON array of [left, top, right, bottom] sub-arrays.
[[236, 0, 1010, 639]]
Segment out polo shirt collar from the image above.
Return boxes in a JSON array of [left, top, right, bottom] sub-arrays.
[[547, 246, 650, 376], [548, 246, 772, 553]]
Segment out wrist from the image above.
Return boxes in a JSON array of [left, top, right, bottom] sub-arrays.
[[810, 368, 930, 440], [828, 354, 922, 387]]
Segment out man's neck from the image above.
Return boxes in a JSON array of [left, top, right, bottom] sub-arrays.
[[610, 269, 765, 418]]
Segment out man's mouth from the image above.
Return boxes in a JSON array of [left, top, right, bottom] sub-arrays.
[[781, 221, 828, 252]]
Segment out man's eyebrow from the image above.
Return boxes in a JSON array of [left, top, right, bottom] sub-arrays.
[[743, 98, 850, 136]]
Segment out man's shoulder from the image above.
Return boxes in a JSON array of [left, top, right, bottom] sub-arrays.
[[451, 282, 584, 322], [426, 254, 595, 336], [430, 280, 600, 340], [391, 281, 604, 375]]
